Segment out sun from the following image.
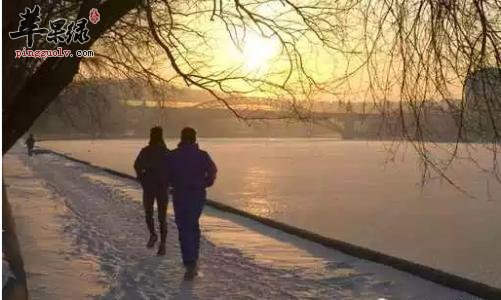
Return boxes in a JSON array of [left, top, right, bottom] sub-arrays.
[[220, 27, 281, 76], [242, 31, 279, 72]]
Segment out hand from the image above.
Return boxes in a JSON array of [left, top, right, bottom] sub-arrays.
[[137, 174, 145, 186]]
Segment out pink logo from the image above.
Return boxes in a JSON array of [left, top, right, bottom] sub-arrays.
[[89, 8, 100, 24]]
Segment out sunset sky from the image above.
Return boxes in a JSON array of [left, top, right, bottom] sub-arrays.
[[89, 0, 480, 104]]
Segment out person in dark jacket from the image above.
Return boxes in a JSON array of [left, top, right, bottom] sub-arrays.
[[134, 126, 170, 255], [25, 133, 35, 156], [167, 127, 217, 280]]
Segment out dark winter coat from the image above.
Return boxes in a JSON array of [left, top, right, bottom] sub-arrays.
[[167, 143, 217, 191], [134, 144, 169, 188]]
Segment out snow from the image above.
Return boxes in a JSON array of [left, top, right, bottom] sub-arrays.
[[2, 252, 16, 288], [4, 147, 479, 299], [39, 138, 501, 288]]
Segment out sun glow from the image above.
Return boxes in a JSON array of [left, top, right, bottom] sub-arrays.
[[243, 32, 279, 72], [228, 30, 280, 73]]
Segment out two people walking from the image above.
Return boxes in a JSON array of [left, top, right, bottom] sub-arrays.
[[134, 126, 217, 279]]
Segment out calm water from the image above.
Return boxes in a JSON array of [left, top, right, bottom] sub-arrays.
[[40, 138, 501, 287]]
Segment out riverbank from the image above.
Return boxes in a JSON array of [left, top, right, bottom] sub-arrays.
[[39, 138, 501, 290], [3, 146, 481, 299]]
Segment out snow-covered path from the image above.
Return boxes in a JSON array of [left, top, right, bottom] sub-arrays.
[[4, 148, 479, 299]]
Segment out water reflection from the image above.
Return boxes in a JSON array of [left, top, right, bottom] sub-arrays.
[[241, 166, 273, 217]]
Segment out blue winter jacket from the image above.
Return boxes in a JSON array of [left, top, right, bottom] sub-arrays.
[[167, 143, 217, 191]]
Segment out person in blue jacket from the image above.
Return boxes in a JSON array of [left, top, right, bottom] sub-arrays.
[[134, 126, 169, 255], [167, 127, 217, 280]]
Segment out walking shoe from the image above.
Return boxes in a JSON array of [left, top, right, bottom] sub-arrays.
[[183, 262, 198, 280], [157, 243, 166, 256], [146, 234, 158, 248]]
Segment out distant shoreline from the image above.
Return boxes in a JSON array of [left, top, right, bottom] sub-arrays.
[[34, 135, 494, 145]]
